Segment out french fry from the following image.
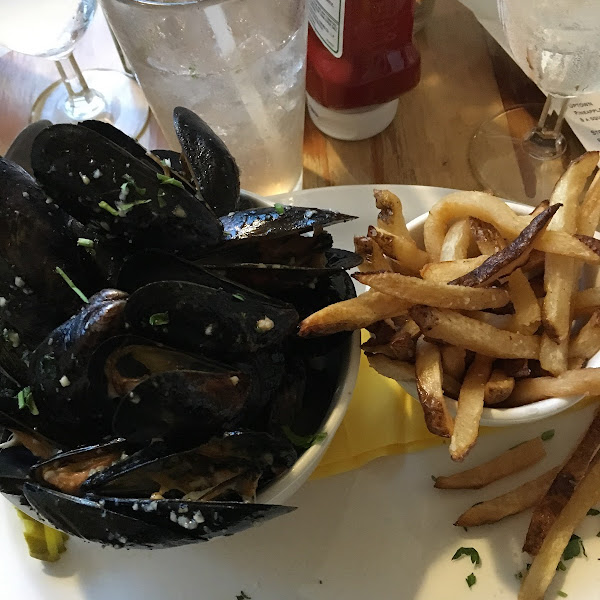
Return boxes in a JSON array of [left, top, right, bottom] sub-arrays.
[[505, 368, 600, 406], [499, 358, 531, 379], [484, 368, 515, 405], [572, 286, 600, 316], [367, 353, 415, 383], [367, 225, 429, 274], [354, 236, 391, 272], [449, 354, 492, 461], [434, 437, 546, 489], [470, 311, 514, 330], [519, 454, 600, 600], [574, 233, 600, 257], [374, 189, 411, 239], [454, 467, 560, 527], [298, 290, 409, 337], [529, 200, 550, 218], [420, 256, 487, 283], [354, 272, 510, 311], [441, 345, 467, 381], [569, 309, 600, 361], [423, 191, 600, 264], [440, 219, 472, 261], [414, 339, 455, 438], [449, 204, 560, 287], [523, 408, 600, 556], [469, 217, 507, 255], [507, 269, 542, 335], [577, 168, 600, 236], [410, 306, 541, 359]]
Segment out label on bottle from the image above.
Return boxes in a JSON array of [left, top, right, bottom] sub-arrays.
[[308, 0, 345, 58]]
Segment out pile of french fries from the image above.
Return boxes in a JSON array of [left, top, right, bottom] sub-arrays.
[[299, 152, 600, 463]]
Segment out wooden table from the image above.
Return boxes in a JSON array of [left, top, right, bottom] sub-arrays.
[[0, 0, 558, 193]]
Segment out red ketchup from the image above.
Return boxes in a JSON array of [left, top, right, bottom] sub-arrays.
[[306, 0, 421, 140]]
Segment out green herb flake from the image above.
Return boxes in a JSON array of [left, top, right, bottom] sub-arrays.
[[98, 201, 120, 217], [558, 592, 568, 598], [77, 238, 94, 248], [431, 475, 437, 482], [232, 293, 245, 302], [556, 561, 566, 571], [149, 312, 169, 327], [236, 592, 251, 600], [117, 198, 152, 215], [282, 425, 327, 449], [274, 203, 285, 215], [562, 534, 586, 561], [157, 173, 184, 189], [16, 387, 38, 416], [452, 547, 481, 566], [188, 66, 199, 79], [541, 429, 555, 441], [157, 189, 167, 208], [122, 174, 146, 196], [55, 267, 89, 303], [465, 573, 476, 588]]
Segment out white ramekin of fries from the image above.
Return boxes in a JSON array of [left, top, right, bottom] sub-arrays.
[[300, 151, 600, 466]]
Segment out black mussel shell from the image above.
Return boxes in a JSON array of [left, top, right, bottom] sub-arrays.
[[124, 280, 298, 356], [3, 120, 51, 175], [0, 444, 37, 496], [173, 106, 240, 217]]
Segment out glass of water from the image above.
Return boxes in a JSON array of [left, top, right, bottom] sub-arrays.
[[469, 0, 600, 204], [0, 0, 149, 137], [101, 0, 308, 196]]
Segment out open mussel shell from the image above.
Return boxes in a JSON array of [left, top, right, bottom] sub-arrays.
[[124, 280, 298, 356], [173, 106, 240, 217], [0, 444, 37, 496]]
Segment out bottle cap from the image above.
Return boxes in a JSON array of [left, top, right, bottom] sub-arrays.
[[306, 94, 398, 141]]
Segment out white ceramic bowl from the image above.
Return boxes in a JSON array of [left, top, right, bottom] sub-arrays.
[[239, 191, 361, 503], [403, 200, 600, 427]]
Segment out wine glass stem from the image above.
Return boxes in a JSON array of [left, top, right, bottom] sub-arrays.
[[523, 94, 570, 161]]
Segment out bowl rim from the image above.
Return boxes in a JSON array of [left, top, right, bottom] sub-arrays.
[[405, 199, 598, 427], [238, 190, 362, 503]]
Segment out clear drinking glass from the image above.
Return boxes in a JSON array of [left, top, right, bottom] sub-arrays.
[[469, 0, 600, 204], [0, 0, 149, 137], [101, 0, 308, 196]]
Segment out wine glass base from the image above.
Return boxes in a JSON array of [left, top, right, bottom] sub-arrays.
[[469, 104, 581, 205], [30, 69, 150, 140]]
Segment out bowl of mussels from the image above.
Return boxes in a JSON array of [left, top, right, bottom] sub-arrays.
[[0, 107, 361, 548]]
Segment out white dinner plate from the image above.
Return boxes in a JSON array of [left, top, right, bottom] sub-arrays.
[[2, 184, 600, 600]]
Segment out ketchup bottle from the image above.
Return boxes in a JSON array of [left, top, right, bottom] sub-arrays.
[[306, 0, 421, 141]]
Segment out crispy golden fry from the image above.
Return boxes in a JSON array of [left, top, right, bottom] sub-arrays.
[[572, 286, 600, 316], [449, 204, 560, 288], [484, 368, 515, 405], [298, 290, 409, 337], [354, 236, 391, 272], [505, 368, 600, 406], [367, 353, 415, 383], [577, 168, 600, 236], [519, 454, 600, 600], [354, 272, 510, 311], [442, 374, 462, 399], [529, 200, 550, 218], [523, 408, 600, 556], [362, 318, 417, 361], [441, 345, 467, 381], [454, 467, 560, 527], [449, 354, 492, 461], [410, 306, 541, 359], [367, 225, 429, 275], [508, 269, 542, 335], [574, 233, 600, 257], [569, 309, 600, 361], [434, 437, 546, 489], [568, 356, 586, 370], [440, 219, 472, 261], [414, 339, 455, 438], [374, 189, 411, 239], [423, 191, 600, 264], [470, 311, 514, 330], [469, 217, 507, 255], [420, 256, 488, 283]]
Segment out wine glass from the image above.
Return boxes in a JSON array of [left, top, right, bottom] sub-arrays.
[[469, 0, 600, 204], [0, 0, 149, 138]]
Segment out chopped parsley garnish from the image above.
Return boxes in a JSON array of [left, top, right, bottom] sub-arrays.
[[282, 425, 327, 449], [55, 267, 89, 303], [77, 238, 94, 248], [465, 573, 476, 588], [188, 66, 199, 79], [274, 203, 285, 215], [587, 508, 600, 516], [98, 201, 120, 217], [157, 173, 184, 189], [157, 189, 167, 208], [232, 293, 245, 301], [122, 174, 146, 196], [236, 593, 251, 600], [558, 592, 568, 598], [16, 387, 38, 416], [452, 547, 481, 566], [541, 429, 555, 441], [431, 475, 437, 482], [562, 534, 586, 560], [117, 198, 152, 215], [556, 561, 566, 571], [149, 312, 169, 326]]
